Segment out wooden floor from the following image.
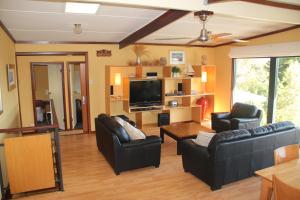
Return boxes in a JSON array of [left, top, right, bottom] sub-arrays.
[[20, 125, 261, 200]]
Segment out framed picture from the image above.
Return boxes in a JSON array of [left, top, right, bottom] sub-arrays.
[[0, 85, 3, 115], [7, 64, 16, 91], [170, 51, 185, 65]]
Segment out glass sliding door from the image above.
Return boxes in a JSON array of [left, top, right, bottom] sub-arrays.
[[274, 57, 300, 125], [233, 58, 270, 124]]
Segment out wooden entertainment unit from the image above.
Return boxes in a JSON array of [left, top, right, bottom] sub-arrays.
[[105, 65, 215, 128]]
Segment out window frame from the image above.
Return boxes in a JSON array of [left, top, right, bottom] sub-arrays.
[[232, 56, 299, 124]]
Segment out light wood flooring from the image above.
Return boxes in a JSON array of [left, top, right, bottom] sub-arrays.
[[20, 125, 262, 200]]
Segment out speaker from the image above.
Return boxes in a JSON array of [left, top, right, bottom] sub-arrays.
[[110, 85, 114, 95], [158, 113, 170, 126], [178, 83, 183, 92], [146, 72, 158, 78]]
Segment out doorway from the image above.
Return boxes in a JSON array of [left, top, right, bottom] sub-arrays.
[[30, 62, 67, 130], [67, 62, 89, 132]]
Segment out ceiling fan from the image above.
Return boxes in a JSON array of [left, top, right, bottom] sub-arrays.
[[155, 10, 248, 45]]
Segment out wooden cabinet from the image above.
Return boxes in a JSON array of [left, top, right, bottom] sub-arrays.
[[105, 65, 216, 128], [4, 134, 56, 194]]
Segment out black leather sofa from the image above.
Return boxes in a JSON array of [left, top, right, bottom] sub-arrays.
[[211, 102, 263, 133], [181, 121, 300, 190], [95, 114, 161, 175]]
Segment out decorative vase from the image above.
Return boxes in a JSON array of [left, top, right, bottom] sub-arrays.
[[196, 97, 208, 120], [136, 56, 141, 65]]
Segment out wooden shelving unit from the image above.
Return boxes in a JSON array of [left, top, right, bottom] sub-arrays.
[[105, 65, 216, 128]]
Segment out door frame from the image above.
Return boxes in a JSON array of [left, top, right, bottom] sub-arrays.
[[67, 61, 87, 130], [16, 51, 91, 133], [30, 62, 67, 130]]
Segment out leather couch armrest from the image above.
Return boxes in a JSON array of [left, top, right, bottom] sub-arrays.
[[231, 118, 259, 123], [211, 112, 231, 120], [231, 118, 260, 130], [181, 140, 210, 159], [122, 135, 161, 148]]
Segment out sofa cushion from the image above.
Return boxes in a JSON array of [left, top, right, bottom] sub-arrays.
[[208, 129, 251, 152], [192, 132, 216, 147], [231, 102, 258, 118], [248, 125, 273, 136], [98, 114, 131, 143], [114, 117, 146, 140], [269, 121, 295, 132]]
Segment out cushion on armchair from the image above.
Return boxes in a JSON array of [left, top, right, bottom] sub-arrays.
[[231, 102, 258, 118], [114, 117, 146, 140], [99, 115, 131, 143]]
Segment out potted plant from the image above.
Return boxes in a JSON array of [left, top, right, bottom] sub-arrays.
[[172, 66, 181, 77], [132, 45, 149, 65]]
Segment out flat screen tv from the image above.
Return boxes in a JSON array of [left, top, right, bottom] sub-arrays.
[[130, 80, 162, 106]]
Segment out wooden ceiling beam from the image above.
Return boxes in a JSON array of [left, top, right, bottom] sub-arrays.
[[119, 9, 189, 49], [207, 0, 300, 11]]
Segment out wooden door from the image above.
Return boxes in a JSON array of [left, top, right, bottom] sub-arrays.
[[67, 62, 89, 133], [80, 63, 89, 133]]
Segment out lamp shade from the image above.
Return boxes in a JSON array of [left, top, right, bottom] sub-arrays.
[[114, 73, 121, 86], [202, 71, 207, 82]]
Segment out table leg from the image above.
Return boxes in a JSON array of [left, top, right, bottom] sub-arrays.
[[260, 179, 273, 200], [177, 140, 182, 155], [160, 128, 164, 143]]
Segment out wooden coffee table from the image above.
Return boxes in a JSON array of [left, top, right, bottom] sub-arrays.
[[160, 122, 215, 155]]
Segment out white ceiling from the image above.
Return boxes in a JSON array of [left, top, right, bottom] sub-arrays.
[[0, 0, 298, 45]]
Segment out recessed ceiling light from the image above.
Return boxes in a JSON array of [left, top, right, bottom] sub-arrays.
[[65, 2, 100, 14]]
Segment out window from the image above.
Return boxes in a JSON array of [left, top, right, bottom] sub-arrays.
[[233, 58, 270, 124], [275, 57, 300, 125], [233, 56, 300, 126]]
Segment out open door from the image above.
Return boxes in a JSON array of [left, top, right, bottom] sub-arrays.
[[68, 62, 89, 133]]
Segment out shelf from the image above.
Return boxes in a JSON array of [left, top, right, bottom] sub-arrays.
[[165, 93, 214, 98], [163, 77, 201, 80]]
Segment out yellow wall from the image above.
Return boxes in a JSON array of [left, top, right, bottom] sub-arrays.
[[15, 28, 300, 130], [0, 27, 20, 196], [15, 44, 215, 130], [16, 56, 85, 128], [214, 28, 300, 112]]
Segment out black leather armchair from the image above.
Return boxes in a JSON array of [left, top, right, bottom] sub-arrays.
[[95, 114, 161, 175], [211, 102, 262, 133]]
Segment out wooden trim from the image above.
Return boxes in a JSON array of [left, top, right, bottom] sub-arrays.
[[119, 9, 190, 49], [135, 42, 214, 48], [16, 41, 118, 45], [14, 25, 300, 49], [16, 52, 88, 56], [30, 62, 67, 130], [85, 54, 91, 133], [214, 25, 300, 47], [66, 63, 73, 130], [15, 41, 215, 48], [0, 19, 15, 43], [230, 58, 235, 109], [207, 0, 300, 10], [15, 55, 23, 127]]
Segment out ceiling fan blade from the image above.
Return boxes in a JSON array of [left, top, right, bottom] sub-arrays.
[[233, 39, 248, 43], [155, 37, 193, 40], [210, 33, 232, 39], [186, 39, 200, 45]]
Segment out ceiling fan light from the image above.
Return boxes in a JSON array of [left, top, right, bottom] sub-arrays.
[[73, 24, 82, 34], [199, 29, 209, 42]]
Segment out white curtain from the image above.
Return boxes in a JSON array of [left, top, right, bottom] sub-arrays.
[[229, 41, 300, 58]]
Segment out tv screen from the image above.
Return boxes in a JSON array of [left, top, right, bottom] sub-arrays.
[[130, 80, 162, 106]]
